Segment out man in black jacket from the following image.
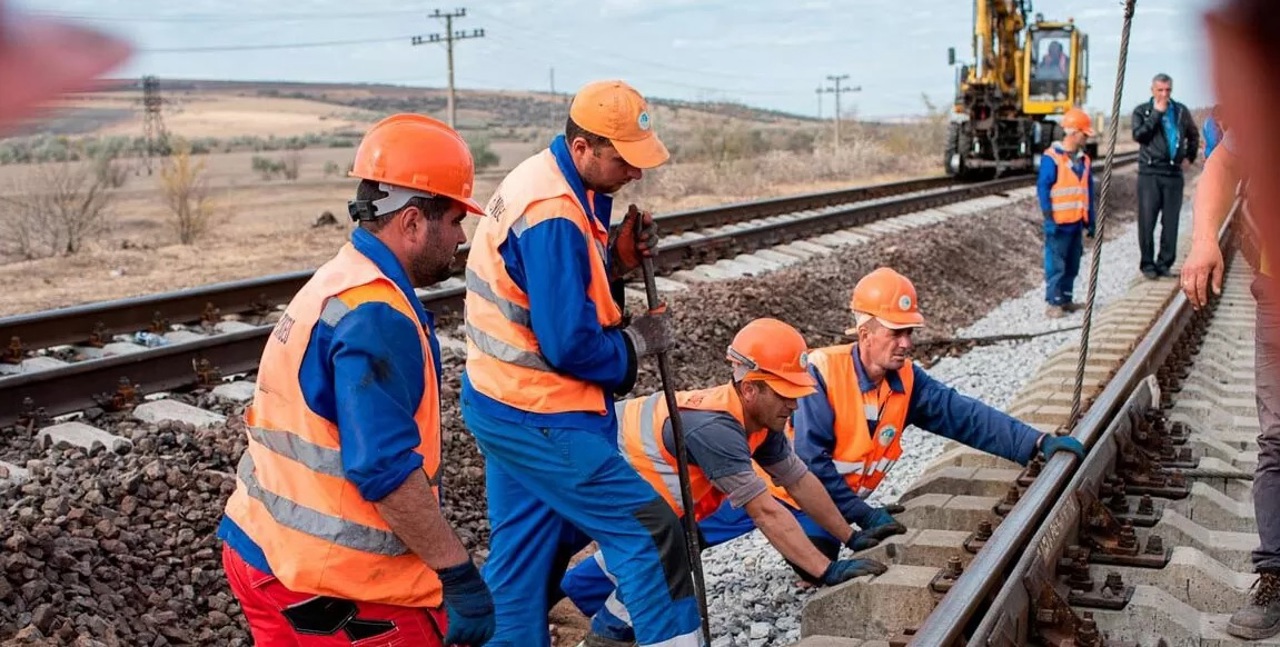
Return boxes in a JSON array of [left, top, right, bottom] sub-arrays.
[[1132, 73, 1200, 279]]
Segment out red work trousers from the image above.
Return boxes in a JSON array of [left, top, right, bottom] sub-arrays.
[[222, 544, 448, 646]]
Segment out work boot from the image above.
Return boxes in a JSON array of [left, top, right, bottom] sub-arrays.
[[1062, 301, 1082, 313], [578, 632, 637, 647], [1045, 305, 1065, 319], [1228, 571, 1280, 639]]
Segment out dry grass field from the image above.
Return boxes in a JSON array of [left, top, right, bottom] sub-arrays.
[[0, 80, 953, 316]]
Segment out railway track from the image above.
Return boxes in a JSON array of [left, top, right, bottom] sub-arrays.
[[0, 157, 1135, 431], [794, 199, 1263, 646]]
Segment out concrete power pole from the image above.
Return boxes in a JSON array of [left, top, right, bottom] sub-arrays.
[[411, 8, 485, 129], [819, 75, 861, 150], [815, 86, 823, 119]]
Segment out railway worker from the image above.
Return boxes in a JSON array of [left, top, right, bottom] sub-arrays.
[[1037, 108, 1097, 318], [729, 268, 1086, 562], [217, 114, 496, 646], [0, 3, 132, 134], [1188, 1, 1280, 636], [459, 79, 700, 647], [560, 318, 892, 646], [1132, 73, 1200, 281]]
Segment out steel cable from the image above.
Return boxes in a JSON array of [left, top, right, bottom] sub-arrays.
[[1070, 0, 1139, 427]]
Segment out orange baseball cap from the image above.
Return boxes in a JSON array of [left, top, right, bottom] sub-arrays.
[[569, 80, 669, 170]]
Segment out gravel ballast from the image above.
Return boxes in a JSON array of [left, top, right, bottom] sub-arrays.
[[0, 171, 1147, 646]]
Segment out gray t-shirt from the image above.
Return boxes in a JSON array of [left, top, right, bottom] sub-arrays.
[[662, 410, 809, 508]]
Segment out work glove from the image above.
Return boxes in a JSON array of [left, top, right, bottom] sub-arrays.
[[622, 309, 673, 357], [820, 558, 888, 586], [1038, 433, 1086, 462], [610, 204, 660, 278], [846, 505, 907, 551], [438, 560, 495, 646]]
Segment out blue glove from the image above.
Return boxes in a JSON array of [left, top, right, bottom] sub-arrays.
[[438, 560, 495, 646], [1039, 434, 1086, 461], [820, 558, 888, 586]]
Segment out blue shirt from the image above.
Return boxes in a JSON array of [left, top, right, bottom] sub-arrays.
[[219, 228, 444, 574], [1036, 143, 1096, 237], [1204, 117, 1224, 160], [460, 135, 633, 431], [1162, 105, 1181, 160], [789, 348, 1042, 527]]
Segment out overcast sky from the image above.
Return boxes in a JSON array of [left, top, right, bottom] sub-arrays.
[[23, 0, 1222, 119]]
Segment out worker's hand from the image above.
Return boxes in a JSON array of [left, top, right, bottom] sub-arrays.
[[1181, 239, 1225, 309], [611, 205, 660, 277], [438, 560, 495, 646], [623, 310, 673, 357], [1038, 433, 1086, 462], [846, 506, 907, 551], [820, 558, 888, 586]]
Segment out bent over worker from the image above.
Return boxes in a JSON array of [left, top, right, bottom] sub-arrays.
[[561, 319, 891, 646], [461, 80, 698, 647], [1038, 108, 1097, 318], [708, 268, 1087, 561], [218, 114, 495, 646]]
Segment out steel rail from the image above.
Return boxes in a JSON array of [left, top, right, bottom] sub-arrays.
[[0, 156, 1136, 427], [0, 175, 955, 352], [906, 191, 1235, 647]]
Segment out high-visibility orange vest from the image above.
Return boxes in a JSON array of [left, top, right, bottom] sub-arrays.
[[464, 149, 623, 415], [765, 344, 914, 508], [1046, 147, 1091, 225], [620, 384, 771, 521], [223, 243, 444, 607]]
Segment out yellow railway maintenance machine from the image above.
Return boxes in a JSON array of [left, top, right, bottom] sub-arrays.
[[945, 2, 1093, 180]]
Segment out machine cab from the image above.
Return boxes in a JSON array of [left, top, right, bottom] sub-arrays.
[[1022, 21, 1088, 115]]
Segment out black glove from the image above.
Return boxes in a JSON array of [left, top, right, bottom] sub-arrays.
[[820, 558, 888, 585], [439, 560, 495, 646], [622, 310, 673, 357], [610, 204, 659, 278], [846, 506, 907, 551]]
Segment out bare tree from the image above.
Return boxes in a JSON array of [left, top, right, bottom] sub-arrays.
[[159, 140, 216, 245], [0, 160, 115, 259]]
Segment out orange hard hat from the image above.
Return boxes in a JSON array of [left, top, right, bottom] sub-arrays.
[[847, 267, 925, 333], [349, 113, 484, 215], [1062, 108, 1095, 137], [726, 318, 817, 399], [0, 5, 132, 136]]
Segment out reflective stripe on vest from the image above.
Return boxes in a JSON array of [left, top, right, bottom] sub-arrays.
[[222, 243, 444, 607], [1046, 148, 1090, 225], [620, 384, 769, 522], [764, 344, 914, 508], [464, 149, 623, 415]]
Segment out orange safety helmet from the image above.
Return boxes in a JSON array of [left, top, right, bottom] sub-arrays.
[[726, 318, 817, 399], [1061, 108, 1096, 137], [847, 267, 926, 334], [349, 113, 484, 216]]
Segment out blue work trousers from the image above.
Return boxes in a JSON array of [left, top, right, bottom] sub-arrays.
[[461, 399, 702, 647], [560, 500, 833, 641], [1044, 223, 1084, 306]]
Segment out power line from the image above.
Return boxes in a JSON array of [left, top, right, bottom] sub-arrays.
[[29, 9, 430, 23], [411, 8, 485, 129], [142, 34, 418, 53]]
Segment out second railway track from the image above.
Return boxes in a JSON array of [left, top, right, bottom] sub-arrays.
[[0, 158, 1135, 429]]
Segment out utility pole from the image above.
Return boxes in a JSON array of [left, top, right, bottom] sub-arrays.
[[815, 86, 823, 119], [819, 75, 861, 150], [411, 8, 485, 129], [550, 67, 556, 96]]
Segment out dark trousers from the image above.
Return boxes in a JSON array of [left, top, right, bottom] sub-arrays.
[[1137, 173, 1185, 274], [1253, 276, 1280, 572]]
